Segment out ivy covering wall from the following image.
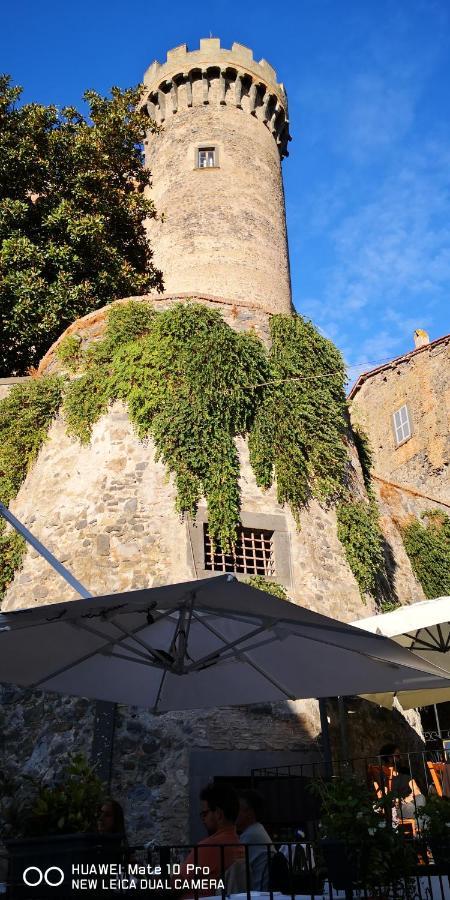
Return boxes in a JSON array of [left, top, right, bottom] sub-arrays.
[[0, 377, 63, 599], [336, 500, 385, 597], [402, 511, 450, 598], [0, 301, 388, 602]]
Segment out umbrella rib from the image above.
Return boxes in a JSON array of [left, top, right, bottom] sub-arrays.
[[102, 650, 167, 670], [190, 613, 296, 700], [185, 623, 272, 672], [69, 602, 188, 666], [108, 600, 189, 648], [20, 599, 193, 690], [105, 619, 177, 666], [28, 616, 171, 688], [67, 620, 168, 666], [152, 669, 168, 714], [407, 630, 444, 652], [209, 633, 285, 664], [436, 623, 447, 652]]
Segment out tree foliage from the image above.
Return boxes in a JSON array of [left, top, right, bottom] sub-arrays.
[[0, 75, 162, 376]]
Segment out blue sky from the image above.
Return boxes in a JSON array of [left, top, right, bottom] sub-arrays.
[[2, 0, 449, 379]]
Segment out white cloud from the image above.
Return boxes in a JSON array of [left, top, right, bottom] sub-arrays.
[[294, 140, 450, 367]]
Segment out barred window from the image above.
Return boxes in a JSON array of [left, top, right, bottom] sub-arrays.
[[393, 404, 412, 445], [204, 524, 275, 576], [197, 147, 216, 168]]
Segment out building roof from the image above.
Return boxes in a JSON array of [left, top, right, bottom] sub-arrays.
[[348, 333, 450, 401]]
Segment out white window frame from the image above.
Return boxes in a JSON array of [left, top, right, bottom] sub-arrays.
[[197, 146, 217, 168], [392, 404, 412, 446]]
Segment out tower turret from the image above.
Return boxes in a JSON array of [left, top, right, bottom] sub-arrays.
[[142, 38, 293, 315]]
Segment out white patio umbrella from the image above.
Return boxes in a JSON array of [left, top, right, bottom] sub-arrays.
[[1, 576, 449, 711], [352, 597, 450, 711]]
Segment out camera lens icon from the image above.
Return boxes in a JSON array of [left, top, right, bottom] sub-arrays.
[[23, 866, 65, 887]]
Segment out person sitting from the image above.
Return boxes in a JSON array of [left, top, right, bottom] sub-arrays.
[[236, 790, 274, 889], [179, 783, 244, 896], [97, 798, 127, 836], [377, 744, 426, 822]]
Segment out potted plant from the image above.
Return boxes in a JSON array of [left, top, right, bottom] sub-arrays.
[[3, 755, 124, 899], [311, 776, 415, 898], [420, 794, 450, 874]]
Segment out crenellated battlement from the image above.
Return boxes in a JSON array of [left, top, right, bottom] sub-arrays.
[[142, 38, 291, 158]]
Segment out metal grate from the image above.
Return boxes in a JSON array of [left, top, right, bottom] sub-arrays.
[[204, 524, 275, 575]]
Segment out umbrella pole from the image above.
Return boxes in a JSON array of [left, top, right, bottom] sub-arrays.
[[338, 696, 350, 770], [319, 698, 333, 777], [434, 704, 442, 739], [0, 502, 92, 599]]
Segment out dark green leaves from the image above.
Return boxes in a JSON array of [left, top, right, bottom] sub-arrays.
[[0, 77, 162, 376], [402, 511, 450, 598], [62, 302, 268, 549], [336, 500, 386, 598], [249, 314, 348, 521], [0, 375, 63, 599]]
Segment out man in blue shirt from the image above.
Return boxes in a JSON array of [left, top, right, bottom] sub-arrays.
[[236, 790, 274, 890]]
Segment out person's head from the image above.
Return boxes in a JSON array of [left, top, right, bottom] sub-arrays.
[[379, 743, 401, 766], [236, 790, 265, 835], [199, 783, 239, 836], [97, 798, 126, 835]]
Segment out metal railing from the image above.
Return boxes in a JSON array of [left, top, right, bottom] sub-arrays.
[[251, 748, 449, 839]]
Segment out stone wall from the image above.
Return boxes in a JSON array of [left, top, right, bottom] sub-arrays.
[[349, 335, 450, 602], [350, 336, 450, 506], [0, 298, 429, 844], [142, 39, 292, 316]]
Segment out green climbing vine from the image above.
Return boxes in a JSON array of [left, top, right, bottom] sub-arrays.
[[246, 575, 287, 600], [336, 500, 386, 597], [249, 315, 348, 520], [352, 425, 373, 493], [0, 301, 390, 603], [63, 302, 268, 549], [55, 334, 82, 372], [334, 423, 389, 601], [402, 510, 450, 598], [0, 376, 64, 600]]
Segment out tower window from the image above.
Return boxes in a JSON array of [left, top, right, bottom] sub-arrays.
[[197, 147, 216, 168], [203, 524, 275, 576], [393, 404, 412, 445]]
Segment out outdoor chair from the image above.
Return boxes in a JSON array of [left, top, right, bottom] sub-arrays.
[[427, 760, 446, 796], [397, 817, 419, 837]]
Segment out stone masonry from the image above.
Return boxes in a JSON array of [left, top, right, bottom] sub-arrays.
[[142, 39, 293, 316], [349, 333, 450, 506], [1, 294, 428, 842], [349, 332, 450, 604]]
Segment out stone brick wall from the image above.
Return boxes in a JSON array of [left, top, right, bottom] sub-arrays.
[[350, 336, 450, 506], [0, 306, 429, 845], [349, 336, 450, 602]]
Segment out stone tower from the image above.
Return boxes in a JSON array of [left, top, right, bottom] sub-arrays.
[[142, 38, 293, 315]]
